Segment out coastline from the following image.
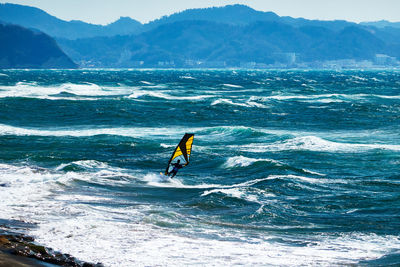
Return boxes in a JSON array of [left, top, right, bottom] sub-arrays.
[[0, 251, 51, 267], [0, 232, 102, 267]]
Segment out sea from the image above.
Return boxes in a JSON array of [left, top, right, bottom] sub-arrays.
[[0, 69, 399, 266]]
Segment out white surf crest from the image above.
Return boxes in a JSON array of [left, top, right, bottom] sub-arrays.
[[0, 82, 132, 99], [211, 98, 250, 107], [0, 124, 199, 138], [201, 188, 267, 204], [223, 156, 281, 168], [240, 136, 400, 153], [222, 83, 244, 88], [127, 90, 213, 101]]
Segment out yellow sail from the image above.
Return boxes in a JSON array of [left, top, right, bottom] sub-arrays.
[[165, 134, 194, 175]]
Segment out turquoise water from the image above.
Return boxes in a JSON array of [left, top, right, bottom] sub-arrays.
[[0, 69, 399, 266]]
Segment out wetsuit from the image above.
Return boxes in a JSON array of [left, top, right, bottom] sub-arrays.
[[168, 162, 184, 178]]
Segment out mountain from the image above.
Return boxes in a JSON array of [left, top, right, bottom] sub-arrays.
[[0, 3, 142, 39], [2, 3, 400, 68], [147, 4, 279, 27], [0, 23, 77, 68], [58, 20, 393, 67], [0, 3, 358, 41], [147, 4, 356, 32], [361, 20, 400, 29]]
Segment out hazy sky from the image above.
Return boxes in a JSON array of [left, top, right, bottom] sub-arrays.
[[1, 0, 400, 25]]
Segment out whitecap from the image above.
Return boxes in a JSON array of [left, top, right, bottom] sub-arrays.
[[201, 188, 265, 203], [140, 81, 153, 85], [211, 99, 250, 107], [179, 76, 196, 80], [240, 136, 400, 153], [0, 124, 196, 138], [222, 83, 243, 88], [223, 156, 281, 168], [0, 82, 132, 99], [127, 90, 213, 101]]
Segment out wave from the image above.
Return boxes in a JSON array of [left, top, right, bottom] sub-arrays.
[[248, 93, 400, 104], [223, 156, 326, 176], [142, 172, 323, 192], [0, 82, 133, 100], [240, 136, 400, 153], [211, 98, 250, 107], [201, 188, 271, 204], [223, 156, 281, 168], [140, 81, 153, 85], [179, 75, 196, 80], [0, 124, 193, 138], [0, 161, 133, 187], [30, 216, 400, 267], [198, 126, 269, 139], [127, 90, 214, 101], [222, 83, 243, 88], [55, 160, 112, 172], [211, 98, 269, 108], [0, 124, 271, 139]]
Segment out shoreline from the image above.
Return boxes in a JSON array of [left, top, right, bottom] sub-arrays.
[[0, 251, 51, 267], [0, 232, 102, 267]]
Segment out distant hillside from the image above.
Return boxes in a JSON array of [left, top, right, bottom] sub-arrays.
[[58, 20, 390, 67], [0, 23, 77, 68], [3, 2, 400, 68], [0, 3, 143, 39], [147, 4, 356, 32], [147, 4, 279, 27], [0, 3, 359, 41], [361, 20, 400, 29]]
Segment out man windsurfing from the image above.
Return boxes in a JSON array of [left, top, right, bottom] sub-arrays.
[[167, 160, 186, 178], [164, 133, 194, 178]]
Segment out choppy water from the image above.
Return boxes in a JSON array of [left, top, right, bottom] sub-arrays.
[[0, 69, 399, 266]]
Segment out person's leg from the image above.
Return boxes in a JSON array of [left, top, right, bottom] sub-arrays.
[[170, 171, 177, 178]]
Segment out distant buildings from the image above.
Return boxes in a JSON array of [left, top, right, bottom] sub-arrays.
[[375, 54, 399, 66], [78, 54, 400, 69]]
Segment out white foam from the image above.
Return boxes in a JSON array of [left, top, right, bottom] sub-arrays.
[[201, 188, 263, 203], [0, 124, 196, 138], [267, 174, 323, 184], [0, 161, 132, 198], [240, 136, 400, 153], [142, 173, 222, 189], [254, 93, 400, 102], [127, 90, 213, 101], [160, 143, 175, 148], [31, 216, 400, 267], [222, 84, 243, 88], [224, 156, 281, 168], [0, 82, 133, 99], [1, 163, 399, 266], [224, 156, 325, 176], [180, 75, 196, 80], [211, 99, 250, 107], [140, 81, 153, 85]]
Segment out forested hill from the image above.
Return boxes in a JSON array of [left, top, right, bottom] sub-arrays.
[[0, 23, 77, 69]]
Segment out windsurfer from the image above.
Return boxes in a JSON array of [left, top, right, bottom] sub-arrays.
[[168, 160, 186, 178]]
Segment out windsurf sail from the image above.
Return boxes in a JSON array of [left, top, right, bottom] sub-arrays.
[[164, 133, 194, 175]]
